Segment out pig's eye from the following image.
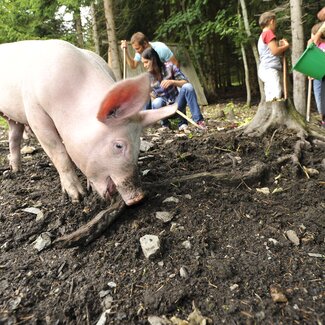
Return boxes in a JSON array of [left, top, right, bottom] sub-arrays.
[[114, 142, 124, 152]]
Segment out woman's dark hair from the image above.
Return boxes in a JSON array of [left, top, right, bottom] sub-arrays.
[[142, 47, 165, 75]]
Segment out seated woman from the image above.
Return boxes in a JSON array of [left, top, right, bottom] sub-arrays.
[[141, 47, 206, 130]]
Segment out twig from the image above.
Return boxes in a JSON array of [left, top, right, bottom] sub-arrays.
[[176, 109, 202, 129], [68, 278, 74, 301]]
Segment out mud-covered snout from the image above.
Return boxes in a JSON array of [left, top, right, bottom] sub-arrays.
[[115, 171, 145, 206]]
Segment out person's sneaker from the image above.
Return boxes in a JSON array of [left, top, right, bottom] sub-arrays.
[[178, 124, 189, 131], [197, 120, 207, 129]]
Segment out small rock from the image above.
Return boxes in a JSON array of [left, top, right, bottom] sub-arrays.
[[285, 230, 300, 246], [181, 240, 192, 249], [184, 194, 192, 199], [99, 290, 110, 298], [162, 196, 179, 203], [268, 238, 279, 245], [155, 211, 174, 223], [179, 266, 189, 278], [140, 140, 155, 152], [21, 146, 36, 154], [170, 223, 185, 232], [270, 285, 288, 303], [304, 167, 319, 176], [230, 284, 239, 291], [107, 281, 116, 289], [148, 315, 171, 325], [101, 295, 113, 310], [140, 235, 160, 259], [33, 232, 52, 251]]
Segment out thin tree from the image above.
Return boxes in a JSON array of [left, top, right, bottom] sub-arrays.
[[290, 0, 306, 115], [239, 0, 265, 103], [103, 0, 122, 80], [90, 1, 100, 55]]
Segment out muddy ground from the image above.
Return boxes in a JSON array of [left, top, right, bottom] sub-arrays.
[[0, 105, 324, 325]]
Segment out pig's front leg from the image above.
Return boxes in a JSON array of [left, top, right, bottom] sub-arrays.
[[8, 120, 24, 172], [27, 111, 85, 203]]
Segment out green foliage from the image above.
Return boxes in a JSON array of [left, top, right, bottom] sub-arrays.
[[0, 0, 65, 42], [0, 117, 8, 129]]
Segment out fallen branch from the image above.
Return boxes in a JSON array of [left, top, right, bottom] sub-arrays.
[[53, 197, 125, 248]]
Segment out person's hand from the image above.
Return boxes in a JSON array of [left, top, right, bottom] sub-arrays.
[[311, 32, 322, 45], [279, 38, 289, 47], [121, 40, 127, 49], [160, 80, 174, 89]]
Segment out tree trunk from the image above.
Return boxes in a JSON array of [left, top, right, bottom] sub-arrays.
[[90, 2, 100, 55], [74, 8, 84, 48], [241, 43, 251, 106], [239, 0, 265, 102], [103, 0, 122, 81], [290, 0, 306, 115]]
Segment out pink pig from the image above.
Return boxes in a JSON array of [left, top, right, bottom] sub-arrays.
[[0, 40, 177, 205]]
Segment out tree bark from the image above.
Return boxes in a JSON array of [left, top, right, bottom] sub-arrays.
[[103, 0, 122, 80], [239, 0, 265, 102], [241, 43, 251, 106], [244, 100, 307, 137], [90, 2, 100, 55], [74, 8, 84, 48], [290, 0, 306, 115]]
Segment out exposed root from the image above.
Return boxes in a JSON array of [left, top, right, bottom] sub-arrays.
[[154, 161, 268, 187], [53, 196, 126, 248]]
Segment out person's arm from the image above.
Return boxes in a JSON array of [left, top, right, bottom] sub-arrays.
[[121, 40, 139, 69], [312, 22, 325, 45], [169, 55, 179, 68], [160, 79, 186, 89], [268, 38, 289, 56]]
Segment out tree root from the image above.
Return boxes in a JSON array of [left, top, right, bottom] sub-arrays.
[[53, 196, 126, 248], [154, 161, 268, 187], [243, 100, 307, 137]]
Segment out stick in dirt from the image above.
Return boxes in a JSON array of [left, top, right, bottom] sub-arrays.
[[123, 46, 126, 80], [283, 55, 288, 100], [306, 78, 312, 122]]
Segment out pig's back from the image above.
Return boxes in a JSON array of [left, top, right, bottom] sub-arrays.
[[0, 40, 113, 122]]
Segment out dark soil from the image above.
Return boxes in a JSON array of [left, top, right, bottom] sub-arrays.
[[0, 108, 324, 325]]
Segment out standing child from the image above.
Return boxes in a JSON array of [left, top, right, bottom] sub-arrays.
[[310, 23, 325, 127], [257, 11, 290, 101]]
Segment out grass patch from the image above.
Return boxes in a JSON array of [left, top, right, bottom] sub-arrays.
[[0, 117, 8, 129]]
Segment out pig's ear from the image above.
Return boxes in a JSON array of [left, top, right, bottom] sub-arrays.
[[139, 103, 178, 128], [97, 73, 150, 122]]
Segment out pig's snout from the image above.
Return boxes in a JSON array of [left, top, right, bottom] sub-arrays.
[[124, 191, 145, 206], [116, 173, 145, 206]]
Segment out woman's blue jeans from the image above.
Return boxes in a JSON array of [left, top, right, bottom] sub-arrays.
[[151, 83, 203, 127], [313, 78, 325, 116]]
